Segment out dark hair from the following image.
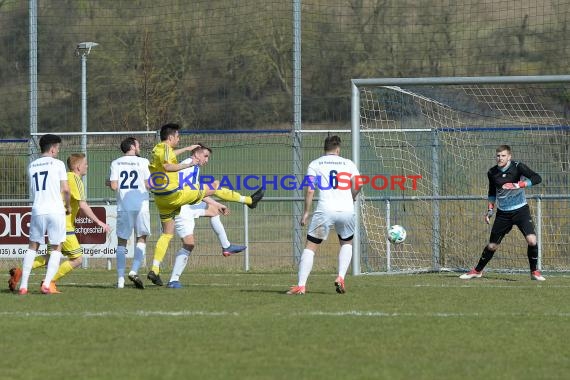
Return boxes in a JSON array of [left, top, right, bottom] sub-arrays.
[[496, 144, 512, 154], [39, 134, 62, 153], [120, 137, 137, 153], [324, 135, 341, 152], [191, 143, 212, 156], [159, 123, 181, 141]]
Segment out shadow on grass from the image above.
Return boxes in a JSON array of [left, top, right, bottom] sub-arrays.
[[239, 288, 333, 295], [442, 273, 519, 282], [61, 283, 119, 289]]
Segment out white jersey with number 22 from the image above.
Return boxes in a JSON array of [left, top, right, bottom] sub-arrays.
[[109, 155, 150, 212]]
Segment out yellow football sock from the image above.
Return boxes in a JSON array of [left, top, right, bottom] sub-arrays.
[[152, 234, 173, 273], [214, 187, 252, 205], [53, 260, 74, 282], [32, 255, 47, 269]]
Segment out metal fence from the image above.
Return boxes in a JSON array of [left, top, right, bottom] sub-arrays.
[[0, 131, 348, 273], [2, 128, 570, 274]]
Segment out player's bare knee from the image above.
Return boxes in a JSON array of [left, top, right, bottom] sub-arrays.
[[526, 234, 537, 246], [70, 256, 83, 268], [182, 235, 195, 247], [487, 243, 498, 251], [161, 221, 175, 235]]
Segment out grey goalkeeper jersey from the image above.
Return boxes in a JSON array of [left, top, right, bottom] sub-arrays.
[[487, 161, 541, 211]]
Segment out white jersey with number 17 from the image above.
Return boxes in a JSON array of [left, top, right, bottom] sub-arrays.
[[28, 156, 68, 216], [307, 154, 359, 213]]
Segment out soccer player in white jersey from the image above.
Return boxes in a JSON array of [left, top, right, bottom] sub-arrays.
[[108, 137, 151, 289], [166, 144, 246, 288], [287, 135, 361, 295], [17, 134, 71, 295]]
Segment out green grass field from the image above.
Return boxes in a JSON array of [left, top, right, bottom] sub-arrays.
[[2, 270, 570, 380]]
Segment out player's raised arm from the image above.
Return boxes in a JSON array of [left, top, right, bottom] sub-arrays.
[[79, 200, 111, 233], [173, 144, 201, 157], [162, 151, 196, 172]]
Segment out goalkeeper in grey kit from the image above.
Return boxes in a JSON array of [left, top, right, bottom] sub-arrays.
[[460, 144, 544, 281]]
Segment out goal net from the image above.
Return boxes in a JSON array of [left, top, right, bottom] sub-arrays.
[[353, 76, 570, 274]]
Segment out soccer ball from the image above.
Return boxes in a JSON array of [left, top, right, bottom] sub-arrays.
[[387, 225, 407, 244]]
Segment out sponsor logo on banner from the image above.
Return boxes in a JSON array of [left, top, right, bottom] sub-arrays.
[[0, 206, 121, 258]]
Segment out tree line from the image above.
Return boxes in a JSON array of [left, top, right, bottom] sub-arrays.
[[0, 0, 568, 138]]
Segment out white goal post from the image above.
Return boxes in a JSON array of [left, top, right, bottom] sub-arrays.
[[351, 75, 570, 275]]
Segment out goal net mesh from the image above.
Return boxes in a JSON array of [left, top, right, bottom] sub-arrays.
[[357, 82, 570, 273]]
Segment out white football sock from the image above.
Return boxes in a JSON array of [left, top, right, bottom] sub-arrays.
[[298, 249, 315, 286], [210, 215, 230, 248], [338, 244, 353, 279], [130, 242, 146, 274], [20, 249, 37, 290], [169, 248, 191, 282], [116, 245, 127, 278], [43, 250, 62, 286]]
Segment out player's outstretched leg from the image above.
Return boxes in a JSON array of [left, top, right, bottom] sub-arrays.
[[212, 187, 265, 209], [222, 244, 247, 257], [248, 188, 264, 209]]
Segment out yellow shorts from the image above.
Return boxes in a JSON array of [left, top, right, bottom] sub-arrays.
[[154, 187, 207, 222], [61, 232, 83, 259], [47, 232, 83, 259]]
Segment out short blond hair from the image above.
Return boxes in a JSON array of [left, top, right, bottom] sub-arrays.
[[67, 153, 86, 171]]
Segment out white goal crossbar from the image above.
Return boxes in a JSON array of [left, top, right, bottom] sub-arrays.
[[351, 75, 570, 275]]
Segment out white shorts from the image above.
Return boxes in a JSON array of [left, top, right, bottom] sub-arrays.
[[116, 210, 151, 240], [307, 210, 355, 241], [29, 213, 66, 245], [174, 202, 208, 238]]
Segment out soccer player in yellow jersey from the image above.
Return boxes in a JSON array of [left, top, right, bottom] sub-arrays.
[[15, 153, 111, 293], [146, 123, 264, 285]]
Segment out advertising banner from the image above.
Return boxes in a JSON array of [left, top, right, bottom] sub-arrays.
[[0, 205, 126, 258]]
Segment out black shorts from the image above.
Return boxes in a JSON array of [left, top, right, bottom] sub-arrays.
[[489, 204, 536, 244]]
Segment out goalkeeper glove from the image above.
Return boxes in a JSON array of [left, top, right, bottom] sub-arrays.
[[502, 181, 527, 190], [485, 203, 494, 224]]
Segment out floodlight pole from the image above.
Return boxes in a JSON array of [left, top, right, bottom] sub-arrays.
[[76, 42, 98, 269], [80, 52, 87, 154], [29, 0, 37, 158], [77, 42, 98, 156]]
